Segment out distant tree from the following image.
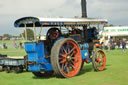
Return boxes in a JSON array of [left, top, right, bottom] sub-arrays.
[[3, 34, 12, 39], [0, 36, 2, 40], [119, 25, 122, 27], [21, 29, 34, 40], [109, 24, 114, 27], [104, 24, 108, 27], [104, 24, 114, 27]]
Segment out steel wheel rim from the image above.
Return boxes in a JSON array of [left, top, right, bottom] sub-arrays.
[[95, 50, 106, 71], [58, 40, 82, 77]]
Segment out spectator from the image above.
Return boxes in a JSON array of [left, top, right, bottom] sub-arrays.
[[116, 39, 121, 49], [19, 42, 23, 49], [108, 37, 113, 51], [124, 38, 127, 49], [3, 43, 7, 49], [14, 42, 18, 48], [121, 38, 126, 52]]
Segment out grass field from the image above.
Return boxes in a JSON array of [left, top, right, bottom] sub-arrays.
[[0, 40, 26, 56], [0, 41, 128, 85]]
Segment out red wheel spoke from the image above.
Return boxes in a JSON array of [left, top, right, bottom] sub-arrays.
[[61, 63, 64, 71], [99, 56, 103, 62], [66, 66, 70, 74], [98, 53, 102, 59], [72, 57, 79, 59], [67, 47, 76, 55], [59, 57, 62, 60], [66, 42, 70, 53], [59, 53, 66, 58], [71, 60, 75, 64], [62, 47, 67, 54], [95, 58, 99, 65], [70, 52, 74, 57], [68, 63, 71, 71], [95, 58, 102, 68], [60, 60, 66, 64], [98, 53, 100, 58], [71, 64, 76, 70], [97, 52, 100, 58], [64, 62, 68, 71]]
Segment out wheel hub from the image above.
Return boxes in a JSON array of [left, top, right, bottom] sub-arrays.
[[96, 58, 101, 63], [66, 55, 72, 62]]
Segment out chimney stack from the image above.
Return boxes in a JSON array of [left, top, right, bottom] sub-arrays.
[[81, 0, 87, 18]]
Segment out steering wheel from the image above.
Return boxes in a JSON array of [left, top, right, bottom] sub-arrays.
[[47, 28, 61, 40]]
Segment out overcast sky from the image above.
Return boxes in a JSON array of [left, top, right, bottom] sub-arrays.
[[0, 0, 128, 35]]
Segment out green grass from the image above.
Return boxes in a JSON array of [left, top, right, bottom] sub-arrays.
[[0, 49, 26, 56], [0, 41, 128, 85], [0, 40, 24, 49], [0, 40, 26, 56]]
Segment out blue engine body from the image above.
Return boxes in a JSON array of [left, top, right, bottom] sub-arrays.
[[25, 42, 53, 72], [80, 43, 89, 59], [24, 40, 90, 72]]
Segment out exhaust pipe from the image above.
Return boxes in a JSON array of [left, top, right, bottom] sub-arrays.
[[81, 0, 87, 18], [81, 0, 88, 42]]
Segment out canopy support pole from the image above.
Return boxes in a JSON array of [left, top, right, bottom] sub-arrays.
[[60, 26, 61, 30], [38, 26, 43, 40], [25, 24, 27, 41], [98, 24, 100, 32], [33, 23, 36, 41], [18, 27, 25, 41]]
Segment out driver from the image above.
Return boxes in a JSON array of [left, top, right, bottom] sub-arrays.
[[72, 26, 81, 34], [49, 30, 59, 39], [47, 28, 61, 40]]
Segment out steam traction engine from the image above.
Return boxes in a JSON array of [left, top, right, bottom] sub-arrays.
[[14, 0, 107, 78], [14, 17, 107, 78]]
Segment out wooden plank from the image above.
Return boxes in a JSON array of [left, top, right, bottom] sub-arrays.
[[7, 56, 24, 59]]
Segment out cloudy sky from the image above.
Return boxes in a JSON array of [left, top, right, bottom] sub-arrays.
[[0, 0, 128, 35]]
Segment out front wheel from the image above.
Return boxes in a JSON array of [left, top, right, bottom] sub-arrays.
[[92, 50, 106, 71], [51, 38, 82, 78]]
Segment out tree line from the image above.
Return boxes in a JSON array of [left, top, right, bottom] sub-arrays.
[[0, 29, 34, 40]]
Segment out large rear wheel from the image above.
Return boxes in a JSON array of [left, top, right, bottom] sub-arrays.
[[51, 38, 82, 78], [92, 50, 106, 71]]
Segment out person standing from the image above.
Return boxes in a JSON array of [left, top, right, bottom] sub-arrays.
[[3, 43, 7, 49], [19, 42, 23, 49], [108, 37, 113, 51], [124, 38, 127, 49], [121, 38, 126, 52], [116, 39, 121, 49], [14, 42, 17, 48]]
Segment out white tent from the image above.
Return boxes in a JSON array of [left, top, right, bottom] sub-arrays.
[[103, 26, 128, 36], [100, 26, 128, 48]]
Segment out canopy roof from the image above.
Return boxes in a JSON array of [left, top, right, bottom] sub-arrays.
[[14, 16, 107, 27]]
